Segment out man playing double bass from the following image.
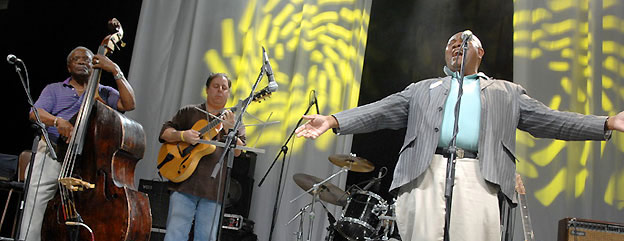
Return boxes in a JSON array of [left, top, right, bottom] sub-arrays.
[[21, 46, 136, 241]]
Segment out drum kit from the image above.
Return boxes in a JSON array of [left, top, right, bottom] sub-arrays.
[[289, 154, 400, 241]]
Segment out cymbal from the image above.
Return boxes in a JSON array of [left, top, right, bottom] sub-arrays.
[[293, 173, 347, 206], [328, 154, 374, 172]]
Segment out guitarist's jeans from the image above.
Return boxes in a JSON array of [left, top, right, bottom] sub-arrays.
[[164, 191, 221, 241], [20, 140, 62, 241], [395, 154, 500, 241]]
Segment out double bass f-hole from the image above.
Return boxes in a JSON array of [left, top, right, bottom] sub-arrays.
[[97, 169, 113, 200]]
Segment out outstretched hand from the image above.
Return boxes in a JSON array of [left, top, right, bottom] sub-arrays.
[[608, 111, 624, 132], [295, 114, 338, 139]]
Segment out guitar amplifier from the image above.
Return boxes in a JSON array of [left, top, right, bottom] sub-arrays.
[[138, 179, 170, 229], [558, 217, 624, 241]]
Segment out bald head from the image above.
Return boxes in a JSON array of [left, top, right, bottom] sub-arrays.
[[444, 31, 485, 75], [446, 31, 483, 49]]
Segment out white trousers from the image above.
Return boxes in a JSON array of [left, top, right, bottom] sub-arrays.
[[395, 154, 500, 241], [19, 140, 62, 241]]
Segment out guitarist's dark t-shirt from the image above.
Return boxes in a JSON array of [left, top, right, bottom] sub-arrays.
[[159, 103, 246, 201]]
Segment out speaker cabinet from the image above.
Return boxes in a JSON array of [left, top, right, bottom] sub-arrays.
[[558, 217, 624, 241], [138, 179, 170, 229], [225, 152, 256, 218]]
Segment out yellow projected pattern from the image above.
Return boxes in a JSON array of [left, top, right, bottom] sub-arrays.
[[514, 0, 624, 209], [202, 0, 369, 152]]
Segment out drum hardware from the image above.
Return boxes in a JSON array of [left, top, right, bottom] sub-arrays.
[[376, 214, 396, 240], [332, 189, 400, 241], [328, 154, 374, 173], [290, 168, 349, 241], [372, 204, 387, 216], [334, 191, 388, 241], [325, 199, 400, 241], [376, 201, 399, 241], [292, 173, 348, 206], [286, 203, 312, 241], [317, 200, 340, 241], [289, 153, 375, 241]]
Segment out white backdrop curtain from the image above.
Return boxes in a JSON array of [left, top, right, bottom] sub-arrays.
[[514, 0, 624, 240]]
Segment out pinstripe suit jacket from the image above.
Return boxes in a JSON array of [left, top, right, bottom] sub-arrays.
[[333, 75, 610, 199]]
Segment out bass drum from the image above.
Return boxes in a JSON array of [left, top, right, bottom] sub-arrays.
[[335, 191, 387, 240]]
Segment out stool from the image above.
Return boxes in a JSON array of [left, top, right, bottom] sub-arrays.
[[0, 151, 30, 238]]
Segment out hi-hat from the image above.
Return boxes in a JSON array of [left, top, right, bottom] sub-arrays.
[[328, 154, 374, 172], [293, 173, 347, 206]]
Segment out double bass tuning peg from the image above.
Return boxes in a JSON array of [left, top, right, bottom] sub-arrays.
[[115, 39, 126, 50], [113, 39, 126, 51]]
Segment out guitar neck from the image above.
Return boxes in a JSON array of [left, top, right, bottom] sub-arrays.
[[196, 86, 270, 135], [518, 191, 535, 241], [198, 114, 225, 135]]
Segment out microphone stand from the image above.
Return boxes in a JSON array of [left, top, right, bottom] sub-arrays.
[[442, 37, 470, 241], [11, 60, 57, 241], [259, 99, 316, 241], [212, 65, 265, 241]]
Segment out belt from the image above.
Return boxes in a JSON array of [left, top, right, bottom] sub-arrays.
[[435, 147, 478, 159]]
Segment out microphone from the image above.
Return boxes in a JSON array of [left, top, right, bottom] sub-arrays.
[[362, 170, 383, 191], [310, 90, 320, 114], [7, 54, 21, 65], [363, 167, 385, 191], [461, 30, 473, 42], [262, 47, 278, 92]]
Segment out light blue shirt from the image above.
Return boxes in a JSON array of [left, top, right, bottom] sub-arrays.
[[437, 69, 481, 151]]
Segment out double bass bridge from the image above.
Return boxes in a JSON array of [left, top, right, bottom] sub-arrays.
[[59, 177, 95, 191]]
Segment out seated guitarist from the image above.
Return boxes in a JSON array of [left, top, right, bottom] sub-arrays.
[[158, 73, 245, 241]]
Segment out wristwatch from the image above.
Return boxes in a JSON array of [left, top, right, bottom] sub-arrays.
[[114, 71, 124, 80]]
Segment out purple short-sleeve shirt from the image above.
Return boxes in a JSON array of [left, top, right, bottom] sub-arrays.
[[33, 77, 120, 143]]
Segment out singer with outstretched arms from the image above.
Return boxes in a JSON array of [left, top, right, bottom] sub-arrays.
[[20, 45, 136, 241], [295, 30, 624, 241]]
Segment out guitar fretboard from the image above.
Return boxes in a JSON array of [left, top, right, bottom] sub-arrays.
[[518, 187, 535, 241]]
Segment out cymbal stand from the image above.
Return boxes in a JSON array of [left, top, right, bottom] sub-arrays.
[[286, 203, 312, 241], [289, 166, 349, 241], [306, 189, 320, 241], [289, 165, 349, 204]]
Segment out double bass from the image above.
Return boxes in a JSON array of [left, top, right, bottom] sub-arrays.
[[41, 19, 151, 241]]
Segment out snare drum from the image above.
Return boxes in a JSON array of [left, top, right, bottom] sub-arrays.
[[335, 191, 387, 240]]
